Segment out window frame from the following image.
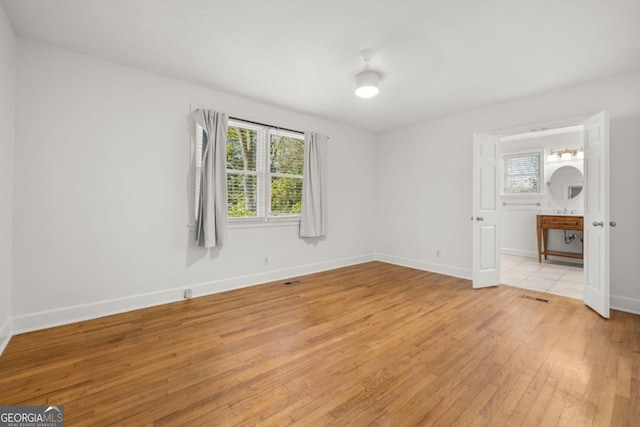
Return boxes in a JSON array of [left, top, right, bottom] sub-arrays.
[[501, 149, 544, 196], [226, 119, 304, 225]]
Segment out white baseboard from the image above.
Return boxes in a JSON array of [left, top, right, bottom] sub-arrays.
[[11, 253, 375, 334], [501, 248, 583, 265], [0, 317, 11, 356], [501, 248, 538, 258], [611, 294, 640, 315], [375, 253, 471, 280], [8, 253, 637, 337]]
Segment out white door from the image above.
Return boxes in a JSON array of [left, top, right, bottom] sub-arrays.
[[583, 111, 610, 318], [472, 133, 501, 288]]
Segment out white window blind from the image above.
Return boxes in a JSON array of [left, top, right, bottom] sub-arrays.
[[194, 125, 203, 221], [503, 152, 541, 194], [195, 119, 304, 222], [226, 119, 304, 221]]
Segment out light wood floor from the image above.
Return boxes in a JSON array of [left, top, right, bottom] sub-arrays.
[[1, 262, 638, 426]]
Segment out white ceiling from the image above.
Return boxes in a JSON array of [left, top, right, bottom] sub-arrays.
[[3, 0, 640, 132]]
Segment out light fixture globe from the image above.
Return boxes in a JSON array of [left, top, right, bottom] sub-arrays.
[[354, 49, 380, 98], [355, 70, 380, 98]]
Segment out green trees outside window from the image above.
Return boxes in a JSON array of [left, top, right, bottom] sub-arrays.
[[226, 121, 304, 220]]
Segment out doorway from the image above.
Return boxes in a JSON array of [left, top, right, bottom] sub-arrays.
[[472, 111, 610, 318], [499, 126, 585, 299]]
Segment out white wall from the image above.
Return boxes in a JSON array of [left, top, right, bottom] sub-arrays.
[[12, 39, 377, 332], [6, 36, 640, 339], [0, 4, 16, 353], [500, 131, 584, 260], [376, 71, 640, 314]]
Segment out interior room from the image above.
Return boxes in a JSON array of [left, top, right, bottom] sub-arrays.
[[500, 126, 586, 299], [1, 1, 639, 425]]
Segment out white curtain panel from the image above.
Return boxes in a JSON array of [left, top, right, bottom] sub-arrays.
[[300, 132, 328, 238], [190, 109, 228, 248]]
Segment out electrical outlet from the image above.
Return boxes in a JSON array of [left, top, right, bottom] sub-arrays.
[[184, 289, 192, 299], [436, 250, 441, 257], [263, 256, 269, 265]]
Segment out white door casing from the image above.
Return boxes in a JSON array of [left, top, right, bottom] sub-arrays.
[[583, 111, 610, 318], [472, 133, 500, 288]]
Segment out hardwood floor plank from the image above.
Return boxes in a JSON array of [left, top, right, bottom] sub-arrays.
[[1, 261, 638, 425], [617, 356, 633, 399], [485, 372, 535, 424], [594, 377, 618, 426]]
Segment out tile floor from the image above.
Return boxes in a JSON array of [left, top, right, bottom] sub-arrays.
[[500, 254, 584, 299]]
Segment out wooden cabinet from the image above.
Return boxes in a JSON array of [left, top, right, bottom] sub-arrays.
[[536, 215, 583, 263]]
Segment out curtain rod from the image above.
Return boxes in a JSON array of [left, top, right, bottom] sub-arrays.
[[229, 116, 304, 135]]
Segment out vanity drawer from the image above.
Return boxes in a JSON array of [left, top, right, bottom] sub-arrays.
[[540, 215, 583, 229]]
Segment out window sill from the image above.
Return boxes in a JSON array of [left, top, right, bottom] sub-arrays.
[[187, 218, 301, 230], [501, 193, 545, 198], [229, 218, 301, 229]]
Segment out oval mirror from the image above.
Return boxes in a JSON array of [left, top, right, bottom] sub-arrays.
[[549, 165, 583, 201]]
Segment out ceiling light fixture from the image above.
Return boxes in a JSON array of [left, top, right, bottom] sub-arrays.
[[355, 50, 380, 98]]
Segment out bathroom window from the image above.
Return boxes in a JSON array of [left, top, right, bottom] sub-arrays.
[[503, 151, 542, 194]]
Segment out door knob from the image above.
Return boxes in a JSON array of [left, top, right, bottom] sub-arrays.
[[592, 221, 604, 227], [610, 221, 617, 227], [476, 216, 484, 221]]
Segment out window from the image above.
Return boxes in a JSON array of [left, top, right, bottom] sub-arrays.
[[195, 119, 304, 223], [503, 151, 541, 194]]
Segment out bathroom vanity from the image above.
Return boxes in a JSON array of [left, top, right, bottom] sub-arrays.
[[536, 214, 583, 262]]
